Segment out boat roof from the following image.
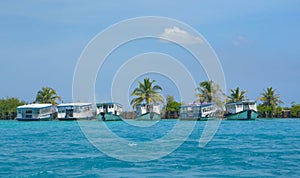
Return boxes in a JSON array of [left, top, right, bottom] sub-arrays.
[[57, 103, 92, 107], [137, 103, 160, 106], [226, 100, 256, 105], [17, 103, 53, 109], [97, 102, 123, 106], [180, 103, 215, 108]]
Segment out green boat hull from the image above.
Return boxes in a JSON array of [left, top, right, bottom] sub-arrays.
[[58, 116, 94, 121], [97, 113, 122, 121], [136, 112, 161, 121], [179, 117, 209, 121], [226, 110, 258, 120]]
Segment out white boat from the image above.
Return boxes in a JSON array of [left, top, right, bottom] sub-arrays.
[[135, 103, 161, 120], [179, 103, 217, 121], [16, 104, 57, 121], [96, 102, 123, 121], [225, 100, 258, 120], [57, 103, 95, 121]]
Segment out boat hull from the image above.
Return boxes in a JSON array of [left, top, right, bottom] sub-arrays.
[[16, 116, 53, 121], [97, 113, 122, 121], [225, 110, 258, 120], [136, 112, 161, 121], [179, 117, 209, 121], [58, 116, 94, 121]]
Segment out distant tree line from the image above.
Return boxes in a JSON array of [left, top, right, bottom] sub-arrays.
[[0, 97, 25, 119], [0, 86, 62, 120], [1, 81, 300, 120], [163, 80, 300, 118]]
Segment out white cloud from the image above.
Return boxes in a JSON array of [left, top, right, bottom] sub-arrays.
[[159, 26, 203, 45]]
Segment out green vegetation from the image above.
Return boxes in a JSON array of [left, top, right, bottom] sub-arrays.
[[130, 78, 164, 110], [291, 104, 300, 117], [259, 87, 283, 108], [257, 105, 273, 114], [35, 87, 62, 105], [258, 87, 284, 117], [163, 95, 182, 112], [284, 102, 300, 118], [0, 97, 25, 119], [228, 87, 247, 102]]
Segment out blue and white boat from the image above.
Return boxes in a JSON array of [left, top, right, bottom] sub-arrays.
[[57, 103, 95, 121], [16, 104, 57, 121], [179, 103, 217, 121], [96, 102, 123, 121], [135, 103, 161, 121], [225, 100, 258, 120]]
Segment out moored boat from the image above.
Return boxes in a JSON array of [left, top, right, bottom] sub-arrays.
[[96, 102, 123, 121], [57, 103, 95, 121], [135, 103, 161, 121], [179, 103, 217, 121], [225, 100, 258, 120], [16, 104, 57, 121]]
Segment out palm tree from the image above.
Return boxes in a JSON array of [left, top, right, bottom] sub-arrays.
[[35, 87, 62, 105], [260, 87, 283, 108], [228, 87, 247, 102], [195, 80, 225, 104], [130, 78, 164, 110], [196, 80, 213, 103]]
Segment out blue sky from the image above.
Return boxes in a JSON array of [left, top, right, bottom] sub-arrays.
[[0, 0, 299, 108]]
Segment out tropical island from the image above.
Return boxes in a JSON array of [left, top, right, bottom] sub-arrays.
[[0, 78, 299, 120]]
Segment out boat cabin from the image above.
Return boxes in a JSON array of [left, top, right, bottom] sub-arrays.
[[16, 104, 57, 121], [225, 100, 257, 114], [97, 102, 123, 116], [57, 103, 94, 120], [179, 103, 217, 119], [136, 103, 161, 116]]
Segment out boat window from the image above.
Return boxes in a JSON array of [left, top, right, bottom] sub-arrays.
[[72, 107, 77, 113], [203, 106, 214, 112], [243, 104, 249, 109], [80, 106, 86, 112], [58, 107, 66, 113], [41, 107, 52, 114]]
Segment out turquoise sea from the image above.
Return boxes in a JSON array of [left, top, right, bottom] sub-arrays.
[[1, 119, 300, 177]]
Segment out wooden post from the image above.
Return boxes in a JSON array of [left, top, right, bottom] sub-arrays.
[[288, 111, 291, 118], [4, 112, 9, 120]]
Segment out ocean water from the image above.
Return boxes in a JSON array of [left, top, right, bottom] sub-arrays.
[[1, 119, 300, 177]]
